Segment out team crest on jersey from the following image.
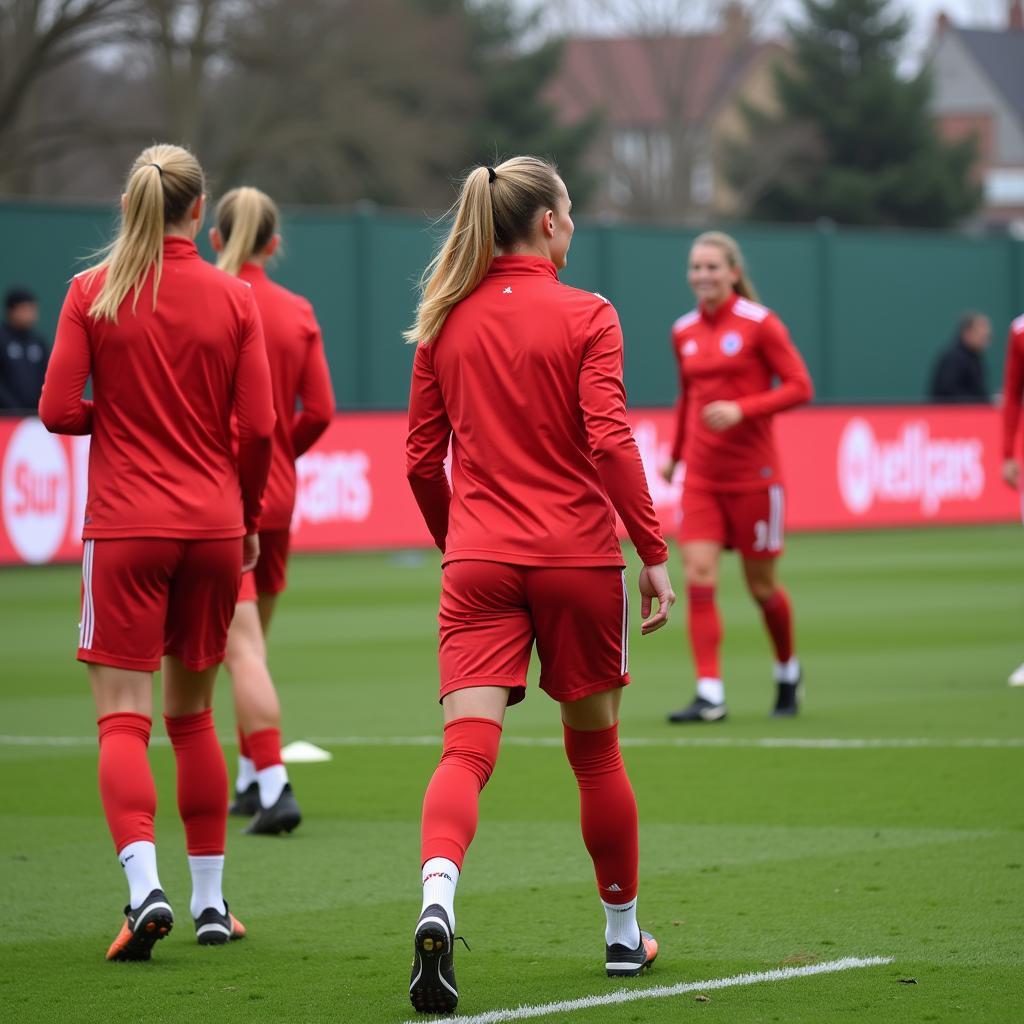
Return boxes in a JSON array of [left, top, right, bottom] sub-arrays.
[[720, 331, 743, 356], [682, 339, 698, 357]]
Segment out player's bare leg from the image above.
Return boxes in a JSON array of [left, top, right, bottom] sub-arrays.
[[669, 541, 727, 722], [91, 665, 174, 960], [562, 689, 657, 977], [162, 657, 245, 944], [742, 556, 801, 716], [224, 596, 299, 832]]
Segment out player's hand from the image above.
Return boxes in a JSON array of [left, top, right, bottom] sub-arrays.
[[1003, 458, 1020, 490], [639, 561, 675, 635], [660, 459, 678, 483], [242, 533, 260, 573], [702, 401, 743, 432]]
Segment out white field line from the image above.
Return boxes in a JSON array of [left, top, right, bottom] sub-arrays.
[[1, 734, 1022, 750], [401, 955, 895, 1024]]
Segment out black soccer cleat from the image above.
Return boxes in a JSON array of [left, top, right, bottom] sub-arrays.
[[194, 902, 247, 945], [229, 781, 259, 817], [606, 928, 659, 978], [243, 783, 302, 835], [409, 904, 459, 1014], [667, 696, 727, 723], [105, 888, 174, 961], [771, 675, 802, 717]]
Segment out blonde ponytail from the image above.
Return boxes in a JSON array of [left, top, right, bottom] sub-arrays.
[[692, 230, 760, 302], [405, 156, 561, 345], [86, 144, 205, 323], [215, 187, 279, 276]]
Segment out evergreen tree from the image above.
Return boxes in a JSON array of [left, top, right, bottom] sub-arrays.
[[727, 0, 980, 227], [466, 1, 601, 210]]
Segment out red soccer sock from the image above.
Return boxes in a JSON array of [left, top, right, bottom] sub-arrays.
[[564, 722, 638, 904], [237, 726, 251, 761], [97, 713, 157, 852], [164, 709, 227, 856], [758, 587, 794, 663], [687, 584, 722, 679], [420, 717, 502, 869], [246, 727, 282, 770]]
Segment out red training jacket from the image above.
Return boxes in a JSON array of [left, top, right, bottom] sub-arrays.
[[670, 292, 813, 492], [406, 254, 668, 568], [1001, 314, 1024, 459], [40, 236, 276, 538], [238, 264, 335, 530]]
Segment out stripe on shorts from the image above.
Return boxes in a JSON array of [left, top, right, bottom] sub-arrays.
[[620, 570, 629, 675], [80, 540, 95, 650], [768, 485, 784, 552]]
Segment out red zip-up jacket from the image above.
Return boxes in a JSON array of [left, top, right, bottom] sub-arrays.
[[407, 255, 668, 568], [670, 292, 813, 492], [1001, 314, 1024, 459], [40, 236, 276, 538], [237, 264, 334, 530]]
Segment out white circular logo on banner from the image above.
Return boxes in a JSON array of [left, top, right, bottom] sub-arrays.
[[838, 418, 875, 514], [2, 419, 70, 564]]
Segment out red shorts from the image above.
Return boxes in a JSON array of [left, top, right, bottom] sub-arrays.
[[680, 484, 786, 558], [78, 538, 242, 672], [438, 561, 629, 706], [237, 529, 291, 603]]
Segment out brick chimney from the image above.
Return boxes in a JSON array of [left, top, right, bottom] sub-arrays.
[[1010, 0, 1024, 30], [722, 2, 751, 45]]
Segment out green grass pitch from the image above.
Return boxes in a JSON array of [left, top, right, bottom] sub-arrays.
[[1, 526, 1021, 1022]]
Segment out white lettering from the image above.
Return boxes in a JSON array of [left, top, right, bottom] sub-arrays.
[[838, 418, 985, 516], [292, 450, 372, 529]]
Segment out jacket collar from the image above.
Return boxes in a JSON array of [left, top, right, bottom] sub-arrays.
[[488, 254, 559, 280], [699, 291, 739, 324], [162, 235, 200, 260]]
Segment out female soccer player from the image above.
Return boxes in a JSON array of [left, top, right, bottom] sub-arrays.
[[405, 157, 675, 1013], [210, 187, 335, 833], [999, 312, 1024, 686], [39, 144, 276, 960], [660, 231, 813, 723]]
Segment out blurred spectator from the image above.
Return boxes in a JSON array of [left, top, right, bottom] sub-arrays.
[[0, 288, 49, 412], [929, 312, 992, 403]]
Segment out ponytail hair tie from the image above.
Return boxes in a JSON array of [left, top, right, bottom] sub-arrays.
[[147, 163, 163, 177], [486, 166, 496, 184]]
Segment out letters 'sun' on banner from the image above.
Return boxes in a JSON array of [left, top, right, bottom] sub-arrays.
[[0, 406, 1018, 566]]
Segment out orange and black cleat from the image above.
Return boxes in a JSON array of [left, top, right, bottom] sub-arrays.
[[194, 903, 246, 945], [606, 929, 658, 978], [105, 889, 174, 962]]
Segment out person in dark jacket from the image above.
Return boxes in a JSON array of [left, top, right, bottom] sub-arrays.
[[0, 287, 49, 411], [929, 311, 991, 403]]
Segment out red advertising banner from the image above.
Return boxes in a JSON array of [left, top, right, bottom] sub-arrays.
[[0, 406, 1018, 566]]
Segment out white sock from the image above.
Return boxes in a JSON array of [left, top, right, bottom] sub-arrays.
[[257, 763, 288, 808], [188, 855, 226, 917], [421, 857, 459, 934], [236, 755, 256, 793], [602, 896, 641, 948], [119, 841, 162, 909], [696, 676, 725, 705], [774, 657, 801, 684]]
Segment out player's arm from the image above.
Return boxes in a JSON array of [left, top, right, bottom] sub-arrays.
[[1001, 327, 1024, 487], [292, 311, 335, 458], [734, 314, 814, 420], [234, 291, 276, 535], [38, 279, 94, 435], [662, 335, 687, 481], [579, 304, 670, 561], [406, 342, 452, 552]]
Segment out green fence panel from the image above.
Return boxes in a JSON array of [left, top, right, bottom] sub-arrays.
[[3, 199, 1023, 408]]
